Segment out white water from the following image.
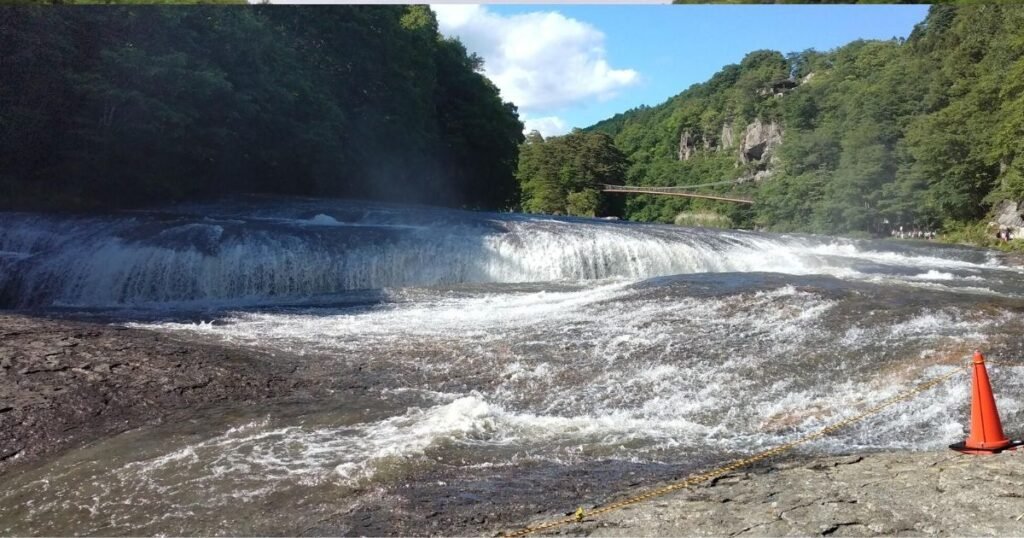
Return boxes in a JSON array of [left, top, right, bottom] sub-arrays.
[[0, 199, 1011, 308], [136, 282, 1021, 482], [2, 198, 1024, 535]]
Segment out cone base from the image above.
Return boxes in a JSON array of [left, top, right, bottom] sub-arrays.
[[950, 440, 1023, 455]]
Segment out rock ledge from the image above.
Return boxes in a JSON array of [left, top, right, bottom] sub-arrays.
[[528, 450, 1024, 537]]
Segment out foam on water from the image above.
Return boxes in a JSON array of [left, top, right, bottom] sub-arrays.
[[805, 242, 1001, 271], [306, 213, 341, 226], [136, 278, 1020, 473], [911, 270, 956, 280], [4, 199, 1024, 535], [56, 358, 1018, 510], [0, 200, 1013, 308]]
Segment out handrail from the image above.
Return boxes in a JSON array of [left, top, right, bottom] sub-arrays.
[[601, 185, 754, 204]]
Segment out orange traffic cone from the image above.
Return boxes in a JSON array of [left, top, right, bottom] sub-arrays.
[[950, 351, 1018, 455]]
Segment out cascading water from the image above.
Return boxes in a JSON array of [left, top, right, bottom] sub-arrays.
[[1, 196, 1023, 535], [0, 197, 1004, 309]]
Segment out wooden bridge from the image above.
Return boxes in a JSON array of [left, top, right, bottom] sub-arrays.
[[601, 183, 754, 205]]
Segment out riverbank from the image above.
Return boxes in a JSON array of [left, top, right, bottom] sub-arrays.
[[0, 313, 322, 474], [512, 450, 1024, 537]]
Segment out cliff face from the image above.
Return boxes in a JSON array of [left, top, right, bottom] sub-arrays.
[[992, 201, 1024, 236], [677, 118, 783, 182], [678, 131, 696, 161], [739, 118, 783, 165], [720, 123, 735, 151], [587, 6, 1024, 233]]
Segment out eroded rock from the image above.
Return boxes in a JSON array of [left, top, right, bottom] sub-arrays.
[[740, 118, 783, 164], [0, 313, 320, 474], [992, 200, 1024, 238], [518, 451, 1024, 537]]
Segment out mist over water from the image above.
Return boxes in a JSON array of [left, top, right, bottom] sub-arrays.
[[2, 197, 1023, 535]]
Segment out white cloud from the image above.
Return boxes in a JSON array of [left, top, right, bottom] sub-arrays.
[[522, 115, 570, 137], [433, 5, 639, 113]]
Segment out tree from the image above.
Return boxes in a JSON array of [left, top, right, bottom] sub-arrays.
[[517, 130, 628, 217], [0, 5, 524, 211], [573, 4, 1024, 235]]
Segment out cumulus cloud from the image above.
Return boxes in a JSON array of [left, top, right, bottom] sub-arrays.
[[434, 5, 639, 113], [521, 115, 570, 137]]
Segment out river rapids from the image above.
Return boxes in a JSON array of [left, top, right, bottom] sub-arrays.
[[1, 196, 1023, 534]]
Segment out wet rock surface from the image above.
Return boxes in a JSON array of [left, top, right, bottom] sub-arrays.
[[518, 451, 1024, 537], [0, 313, 319, 474], [303, 451, 1024, 537], [310, 460, 691, 537], [3, 310, 1023, 536]]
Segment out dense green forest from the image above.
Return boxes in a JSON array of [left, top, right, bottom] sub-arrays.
[[515, 130, 628, 217], [0, 5, 523, 211], [6, 3, 1023, 239], [522, 5, 1024, 238]]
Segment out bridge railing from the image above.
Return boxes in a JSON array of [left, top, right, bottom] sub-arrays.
[[600, 184, 754, 204]]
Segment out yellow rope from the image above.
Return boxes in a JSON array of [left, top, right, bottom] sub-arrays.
[[503, 365, 965, 537]]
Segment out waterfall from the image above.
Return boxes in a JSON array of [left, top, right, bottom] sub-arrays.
[[0, 198, 999, 309]]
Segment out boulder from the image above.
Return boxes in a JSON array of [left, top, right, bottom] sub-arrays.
[[991, 200, 1024, 237]]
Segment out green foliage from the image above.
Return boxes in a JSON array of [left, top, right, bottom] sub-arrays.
[[582, 49, 792, 226], [565, 190, 602, 218], [673, 211, 733, 229], [0, 6, 523, 211], [940, 220, 1024, 252], [579, 5, 1024, 239], [517, 130, 628, 217]]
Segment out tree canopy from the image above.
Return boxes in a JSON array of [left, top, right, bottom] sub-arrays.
[[570, 5, 1024, 235], [0, 5, 524, 211], [516, 130, 628, 217]]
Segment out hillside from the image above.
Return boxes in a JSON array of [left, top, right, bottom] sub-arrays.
[[0, 5, 523, 211], [528, 5, 1024, 237]]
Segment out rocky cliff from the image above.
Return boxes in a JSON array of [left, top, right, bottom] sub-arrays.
[[677, 118, 783, 182], [586, 5, 1024, 235], [739, 118, 783, 165], [992, 200, 1024, 237]]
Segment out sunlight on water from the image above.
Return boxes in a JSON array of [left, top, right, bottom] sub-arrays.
[[0, 198, 1014, 308], [1, 198, 1023, 535]]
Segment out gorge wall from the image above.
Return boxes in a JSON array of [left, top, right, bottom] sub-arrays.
[[585, 5, 1024, 236], [678, 117, 784, 182]]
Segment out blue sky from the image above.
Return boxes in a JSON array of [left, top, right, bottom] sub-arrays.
[[433, 5, 930, 136]]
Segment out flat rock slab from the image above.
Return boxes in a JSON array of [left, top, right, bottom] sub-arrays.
[[0, 313, 318, 474], [525, 451, 1024, 537]]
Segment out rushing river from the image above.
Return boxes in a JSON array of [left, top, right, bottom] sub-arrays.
[[1, 196, 1023, 535]]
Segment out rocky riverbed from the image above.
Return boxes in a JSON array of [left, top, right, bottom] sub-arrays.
[[515, 450, 1024, 537], [3, 312, 1024, 536], [0, 313, 321, 474]]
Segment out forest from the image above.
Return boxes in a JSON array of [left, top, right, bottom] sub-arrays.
[[522, 4, 1024, 238], [515, 130, 629, 217], [4, 4, 1023, 241], [0, 5, 524, 211]]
